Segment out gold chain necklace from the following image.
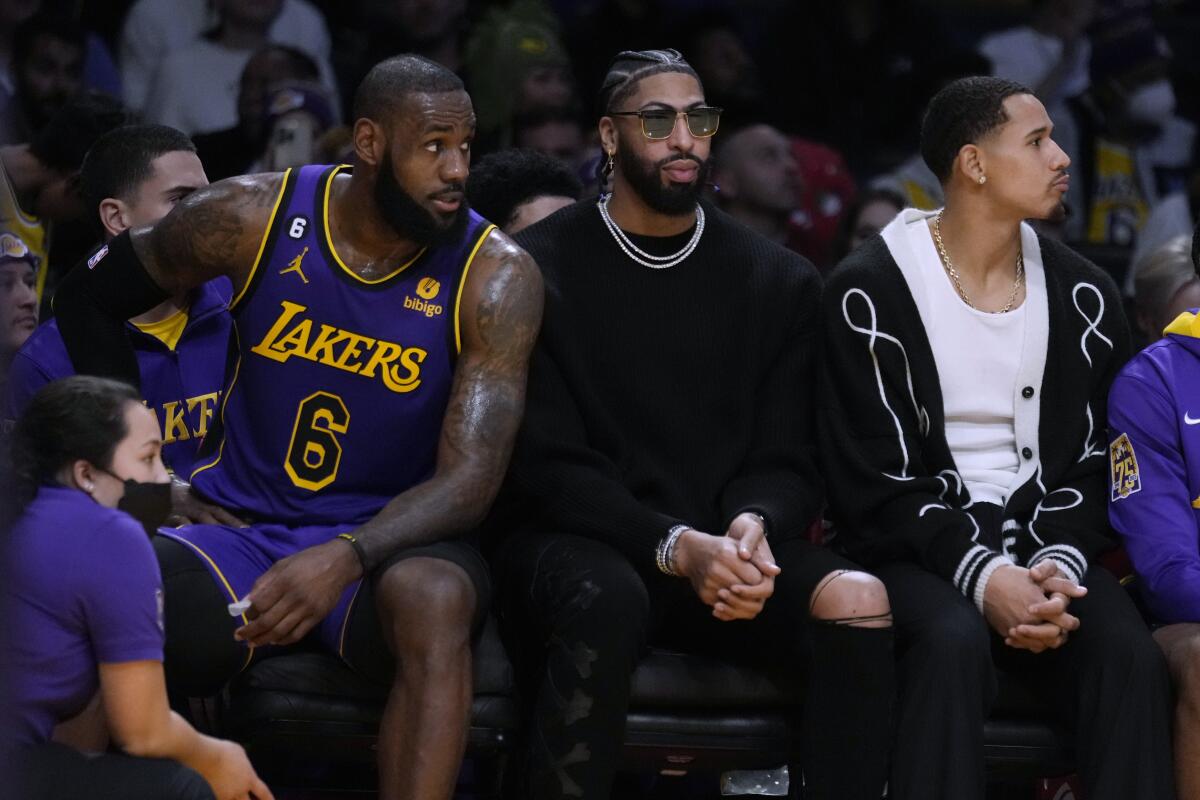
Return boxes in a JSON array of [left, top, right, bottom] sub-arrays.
[[932, 213, 1025, 314]]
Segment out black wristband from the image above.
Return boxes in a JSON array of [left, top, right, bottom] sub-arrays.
[[336, 532, 369, 572]]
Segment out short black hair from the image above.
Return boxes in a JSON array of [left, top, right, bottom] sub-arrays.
[[8, 376, 141, 518], [80, 124, 196, 226], [353, 54, 465, 122], [599, 48, 702, 115], [467, 148, 582, 228], [920, 76, 1031, 183], [29, 91, 133, 172], [12, 13, 86, 71]]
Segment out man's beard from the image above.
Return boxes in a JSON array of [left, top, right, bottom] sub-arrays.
[[373, 153, 469, 246], [615, 139, 708, 216]]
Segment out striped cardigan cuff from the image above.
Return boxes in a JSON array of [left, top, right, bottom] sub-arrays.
[[952, 544, 1014, 615], [1028, 544, 1087, 585]]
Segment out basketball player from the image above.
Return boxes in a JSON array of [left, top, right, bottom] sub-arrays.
[[821, 76, 1173, 799], [494, 49, 894, 800], [53, 55, 543, 800], [6, 124, 233, 488]]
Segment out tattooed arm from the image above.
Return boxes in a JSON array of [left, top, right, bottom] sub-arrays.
[[132, 173, 285, 296], [235, 230, 544, 646], [53, 174, 284, 384]]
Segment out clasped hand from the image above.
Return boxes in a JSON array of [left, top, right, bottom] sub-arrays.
[[673, 513, 781, 622], [983, 561, 1087, 653]]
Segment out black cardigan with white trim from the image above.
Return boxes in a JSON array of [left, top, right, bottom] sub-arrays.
[[819, 228, 1130, 611]]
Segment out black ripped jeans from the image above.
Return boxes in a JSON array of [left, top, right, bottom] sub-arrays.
[[494, 532, 894, 800]]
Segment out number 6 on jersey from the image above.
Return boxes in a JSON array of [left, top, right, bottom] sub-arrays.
[[285, 391, 350, 491]]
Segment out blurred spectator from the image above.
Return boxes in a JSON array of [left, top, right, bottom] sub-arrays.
[[465, 5, 574, 153], [467, 148, 581, 234], [513, 105, 587, 171], [120, 0, 333, 113], [0, 92, 129, 307], [315, 125, 354, 165], [978, 0, 1096, 177], [787, 137, 859, 270], [761, 0, 953, 178], [1132, 234, 1200, 344], [0, 0, 40, 98], [712, 123, 799, 247], [682, 12, 766, 122], [0, 14, 85, 145], [0, 233, 39, 393], [337, 0, 469, 103], [831, 187, 906, 265], [1070, 3, 1195, 247], [191, 44, 323, 180], [259, 81, 337, 171], [1127, 155, 1200, 294], [143, 0, 336, 138]]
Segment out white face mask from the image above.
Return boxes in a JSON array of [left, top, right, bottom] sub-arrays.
[[1126, 79, 1176, 125]]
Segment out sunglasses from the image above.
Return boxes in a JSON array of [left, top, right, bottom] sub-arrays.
[[609, 106, 723, 140]]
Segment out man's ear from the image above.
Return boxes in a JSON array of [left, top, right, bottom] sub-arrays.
[[353, 119, 385, 167], [98, 198, 128, 238], [956, 144, 986, 186]]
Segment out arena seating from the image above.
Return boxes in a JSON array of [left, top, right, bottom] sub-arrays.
[[217, 615, 1075, 796]]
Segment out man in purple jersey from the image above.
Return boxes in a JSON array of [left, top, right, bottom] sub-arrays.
[[5, 124, 234, 487], [53, 55, 543, 800]]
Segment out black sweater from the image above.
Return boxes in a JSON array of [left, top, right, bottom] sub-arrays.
[[506, 199, 823, 572], [819, 230, 1131, 608]]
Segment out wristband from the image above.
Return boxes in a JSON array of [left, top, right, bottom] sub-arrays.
[[656, 524, 690, 576], [336, 532, 368, 571]]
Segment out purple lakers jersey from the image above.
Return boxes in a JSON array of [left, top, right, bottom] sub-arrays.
[[191, 164, 495, 525]]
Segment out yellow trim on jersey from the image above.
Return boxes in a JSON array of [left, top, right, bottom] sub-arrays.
[[337, 579, 364, 659], [454, 224, 497, 354], [1164, 310, 1200, 339], [230, 169, 292, 309], [159, 532, 255, 670], [189, 326, 245, 482], [132, 306, 189, 351], [322, 165, 428, 284]]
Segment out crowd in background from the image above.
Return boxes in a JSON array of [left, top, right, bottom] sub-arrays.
[[3, 0, 1200, 369]]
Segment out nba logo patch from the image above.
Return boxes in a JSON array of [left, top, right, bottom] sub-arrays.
[[1110, 433, 1141, 501], [87, 244, 109, 269]]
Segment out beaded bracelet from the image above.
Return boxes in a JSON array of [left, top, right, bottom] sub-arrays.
[[656, 524, 690, 576]]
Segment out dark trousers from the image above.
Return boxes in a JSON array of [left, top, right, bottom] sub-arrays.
[[8, 741, 214, 800], [880, 561, 1175, 800], [495, 532, 894, 800]]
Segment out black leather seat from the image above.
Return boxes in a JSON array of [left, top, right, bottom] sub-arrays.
[[219, 615, 1074, 789]]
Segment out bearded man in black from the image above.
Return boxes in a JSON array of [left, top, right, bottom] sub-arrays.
[[492, 48, 895, 800]]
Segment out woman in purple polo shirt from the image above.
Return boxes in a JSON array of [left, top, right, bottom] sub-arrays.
[[2, 376, 272, 800]]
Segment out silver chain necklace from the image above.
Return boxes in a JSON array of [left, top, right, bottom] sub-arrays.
[[597, 194, 705, 269], [932, 213, 1025, 314]]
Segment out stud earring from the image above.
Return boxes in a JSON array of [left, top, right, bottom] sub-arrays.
[[978, 174, 987, 185]]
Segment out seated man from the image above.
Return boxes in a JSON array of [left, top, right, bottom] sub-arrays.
[[52, 55, 542, 800], [1109, 225, 1200, 798], [494, 48, 894, 800], [6, 124, 231, 484], [822, 76, 1173, 800], [0, 234, 39, 397], [466, 147, 581, 234]]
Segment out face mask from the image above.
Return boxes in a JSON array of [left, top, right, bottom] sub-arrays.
[[1126, 79, 1176, 125], [99, 468, 172, 536]]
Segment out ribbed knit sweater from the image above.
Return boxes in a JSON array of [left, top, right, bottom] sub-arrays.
[[505, 198, 823, 573]]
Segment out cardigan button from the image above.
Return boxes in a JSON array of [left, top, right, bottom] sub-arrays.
[[1021, 447, 1034, 459], [1022, 386, 1034, 399]]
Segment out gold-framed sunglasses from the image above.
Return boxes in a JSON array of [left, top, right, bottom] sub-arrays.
[[608, 106, 723, 140]]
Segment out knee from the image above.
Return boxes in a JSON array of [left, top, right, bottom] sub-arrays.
[[809, 570, 892, 628], [377, 558, 476, 651], [169, 765, 217, 800], [911, 602, 991, 671], [526, 539, 651, 640]]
